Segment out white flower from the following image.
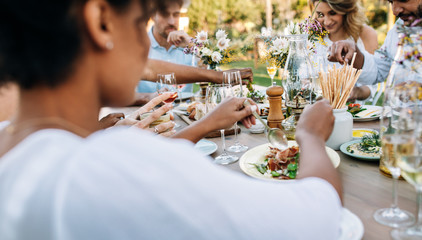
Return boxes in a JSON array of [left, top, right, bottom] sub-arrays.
[[272, 37, 288, 55], [211, 51, 223, 63], [196, 31, 208, 43], [284, 22, 300, 35], [201, 47, 212, 57], [261, 27, 273, 37], [217, 38, 230, 51], [216, 29, 227, 40]]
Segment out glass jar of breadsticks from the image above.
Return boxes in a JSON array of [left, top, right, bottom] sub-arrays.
[[319, 53, 362, 150]]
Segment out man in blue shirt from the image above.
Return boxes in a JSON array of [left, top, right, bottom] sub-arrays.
[[137, 0, 193, 94]]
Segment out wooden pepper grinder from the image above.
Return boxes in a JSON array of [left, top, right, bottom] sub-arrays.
[[266, 86, 284, 129]]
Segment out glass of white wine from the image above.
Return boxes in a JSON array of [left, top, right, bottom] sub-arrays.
[[374, 87, 415, 227], [391, 105, 422, 239]]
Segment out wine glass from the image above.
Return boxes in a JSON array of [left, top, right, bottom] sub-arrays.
[[374, 86, 415, 228], [205, 84, 238, 164], [223, 71, 248, 153], [266, 64, 278, 87], [156, 73, 180, 128], [391, 90, 422, 239]]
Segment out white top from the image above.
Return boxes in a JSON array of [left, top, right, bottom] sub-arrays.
[[0, 126, 342, 240], [359, 19, 421, 85]]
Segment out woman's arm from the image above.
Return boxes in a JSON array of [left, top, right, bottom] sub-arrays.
[[360, 25, 378, 54]]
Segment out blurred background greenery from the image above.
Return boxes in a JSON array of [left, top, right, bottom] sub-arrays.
[[183, 0, 390, 105]]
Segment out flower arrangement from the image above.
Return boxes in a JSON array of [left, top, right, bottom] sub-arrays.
[[260, 17, 328, 69], [183, 29, 233, 70], [377, 18, 422, 75]]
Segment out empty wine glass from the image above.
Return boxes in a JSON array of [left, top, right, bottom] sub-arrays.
[[223, 71, 248, 153], [156, 73, 180, 128], [374, 86, 415, 228], [205, 84, 238, 164]]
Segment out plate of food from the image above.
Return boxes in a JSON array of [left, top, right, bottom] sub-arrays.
[[194, 139, 218, 156], [347, 103, 382, 121], [340, 133, 381, 161], [239, 141, 340, 181]]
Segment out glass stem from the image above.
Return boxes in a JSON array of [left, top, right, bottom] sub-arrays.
[[416, 187, 422, 227], [391, 176, 399, 209], [234, 123, 239, 144], [220, 129, 226, 154], [271, 77, 274, 86]]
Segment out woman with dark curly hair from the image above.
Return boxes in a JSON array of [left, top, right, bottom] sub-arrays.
[[310, 0, 379, 101], [0, 0, 342, 239]]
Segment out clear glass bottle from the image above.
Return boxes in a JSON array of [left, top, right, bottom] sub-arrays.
[[282, 34, 314, 110], [281, 34, 314, 139]]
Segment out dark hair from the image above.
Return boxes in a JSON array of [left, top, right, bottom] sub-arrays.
[[157, 0, 184, 14], [0, 0, 160, 89]]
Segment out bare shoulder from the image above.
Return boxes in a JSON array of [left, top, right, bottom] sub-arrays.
[[360, 25, 378, 54]]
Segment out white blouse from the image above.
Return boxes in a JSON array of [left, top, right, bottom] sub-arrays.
[[0, 126, 342, 240]]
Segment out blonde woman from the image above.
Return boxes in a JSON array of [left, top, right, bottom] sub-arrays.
[[311, 0, 378, 101]]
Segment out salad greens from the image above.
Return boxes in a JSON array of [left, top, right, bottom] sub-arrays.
[[347, 103, 367, 117], [347, 133, 381, 154]]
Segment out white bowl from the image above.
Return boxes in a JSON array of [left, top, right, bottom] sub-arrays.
[[249, 120, 265, 134]]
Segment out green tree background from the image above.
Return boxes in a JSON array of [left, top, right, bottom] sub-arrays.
[[187, 0, 389, 46]]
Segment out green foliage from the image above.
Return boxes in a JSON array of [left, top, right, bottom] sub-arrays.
[[187, 0, 263, 34]]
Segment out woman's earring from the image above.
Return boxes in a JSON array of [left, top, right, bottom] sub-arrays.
[[105, 41, 114, 50]]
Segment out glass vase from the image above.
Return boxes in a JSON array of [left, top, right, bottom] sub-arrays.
[[282, 34, 314, 110]]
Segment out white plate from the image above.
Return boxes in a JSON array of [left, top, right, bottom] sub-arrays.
[[194, 139, 218, 156], [339, 208, 364, 240], [178, 92, 194, 101], [352, 105, 382, 122], [239, 141, 340, 182]]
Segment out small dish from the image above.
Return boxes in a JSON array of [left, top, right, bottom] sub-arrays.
[[352, 128, 379, 140], [339, 208, 364, 240], [249, 120, 265, 134], [340, 140, 380, 161], [194, 139, 218, 155]]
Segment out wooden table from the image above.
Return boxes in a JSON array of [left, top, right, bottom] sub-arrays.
[[100, 107, 417, 240]]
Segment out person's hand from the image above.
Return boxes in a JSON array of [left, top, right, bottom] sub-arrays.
[[167, 30, 191, 48], [132, 92, 158, 106], [99, 113, 125, 129], [296, 99, 334, 142], [200, 97, 257, 130], [347, 85, 371, 102], [237, 68, 253, 85], [327, 40, 356, 65], [115, 92, 176, 136]]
